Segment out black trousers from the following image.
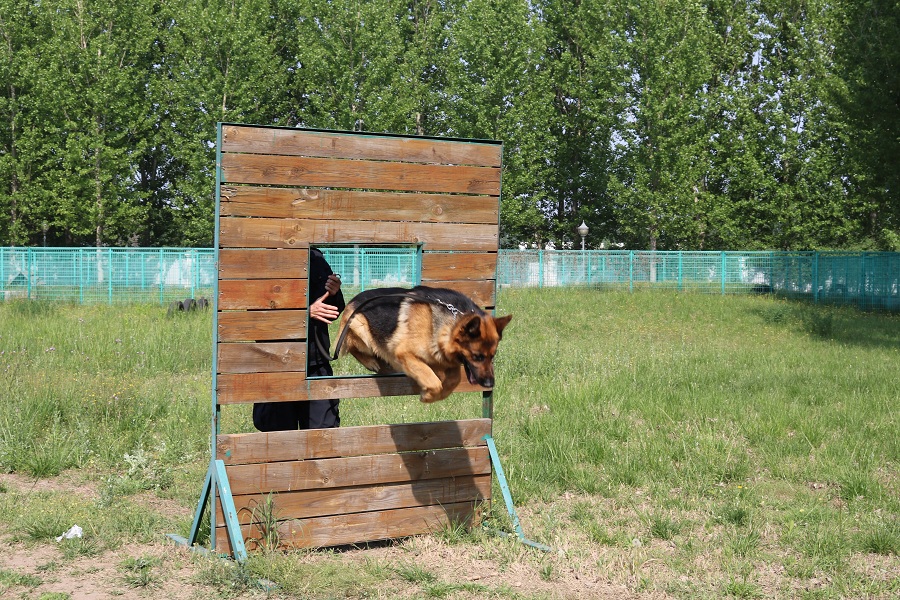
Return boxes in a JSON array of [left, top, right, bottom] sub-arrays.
[[252, 363, 340, 431]]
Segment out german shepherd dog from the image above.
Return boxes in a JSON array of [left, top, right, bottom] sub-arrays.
[[336, 286, 512, 403]]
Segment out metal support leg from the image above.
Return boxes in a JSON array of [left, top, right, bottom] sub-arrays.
[[168, 460, 248, 562], [167, 463, 212, 551], [483, 434, 552, 552], [214, 459, 248, 562]]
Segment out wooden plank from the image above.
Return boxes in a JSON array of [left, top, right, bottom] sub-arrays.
[[418, 280, 495, 308], [220, 153, 501, 195], [217, 419, 491, 465], [225, 446, 490, 496], [218, 279, 308, 310], [216, 372, 486, 404], [421, 252, 497, 281], [218, 248, 308, 279], [219, 217, 498, 251], [217, 342, 307, 374], [215, 501, 480, 552], [220, 186, 498, 224], [306, 373, 486, 400], [222, 125, 502, 167], [217, 310, 307, 342], [216, 475, 491, 525]]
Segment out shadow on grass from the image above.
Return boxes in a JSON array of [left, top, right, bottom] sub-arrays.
[[749, 296, 900, 351]]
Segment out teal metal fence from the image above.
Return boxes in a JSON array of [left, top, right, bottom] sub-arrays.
[[2, 247, 898, 311], [320, 247, 418, 290], [0, 247, 216, 305], [498, 250, 900, 311]]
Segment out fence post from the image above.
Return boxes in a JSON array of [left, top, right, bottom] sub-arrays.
[[191, 250, 197, 299], [159, 248, 164, 305], [813, 251, 819, 304], [678, 251, 683, 291], [587, 250, 591, 285], [27, 247, 33, 299], [108, 248, 113, 305], [862, 251, 869, 309], [629, 251, 634, 292], [539, 250, 544, 288], [721, 252, 726, 295], [78, 248, 84, 304], [361, 248, 368, 292]]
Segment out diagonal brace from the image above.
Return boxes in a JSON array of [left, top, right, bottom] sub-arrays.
[[483, 434, 552, 552]]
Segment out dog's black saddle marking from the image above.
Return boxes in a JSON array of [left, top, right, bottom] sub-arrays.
[[314, 286, 482, 363]]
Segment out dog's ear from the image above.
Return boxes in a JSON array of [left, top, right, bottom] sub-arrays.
[[459, 313, 483, 339], [493, 314, 512, 338]]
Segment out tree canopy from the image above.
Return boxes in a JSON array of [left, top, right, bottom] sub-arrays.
[[0, 0, 897, 250]]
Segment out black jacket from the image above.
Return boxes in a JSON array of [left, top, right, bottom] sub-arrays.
[[308, 248, 345, 369]]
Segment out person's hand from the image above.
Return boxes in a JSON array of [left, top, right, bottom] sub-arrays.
[[324, 274, 341, 296], [310, 292, 340, 323]]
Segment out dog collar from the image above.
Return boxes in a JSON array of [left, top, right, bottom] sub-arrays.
[[434, 298, 463, 317]]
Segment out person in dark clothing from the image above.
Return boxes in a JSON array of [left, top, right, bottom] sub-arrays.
[[252, 247, 345, 431]]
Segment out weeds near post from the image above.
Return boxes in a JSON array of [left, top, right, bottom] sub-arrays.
[[247, 492, 280, 553], [120, 556, 160, 588]]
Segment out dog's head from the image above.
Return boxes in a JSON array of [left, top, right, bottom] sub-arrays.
[[451, 313, 512, 389]]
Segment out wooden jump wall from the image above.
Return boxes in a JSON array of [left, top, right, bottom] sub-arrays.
[[208, 124, 504, 553]]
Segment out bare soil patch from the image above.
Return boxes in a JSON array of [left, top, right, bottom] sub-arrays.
[[0, 472, 660, 600]]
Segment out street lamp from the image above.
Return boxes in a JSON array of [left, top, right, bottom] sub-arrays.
[[577, 221, 589, 251]]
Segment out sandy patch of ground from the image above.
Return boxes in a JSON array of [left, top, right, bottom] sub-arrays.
[[0, 472, 660, 600]]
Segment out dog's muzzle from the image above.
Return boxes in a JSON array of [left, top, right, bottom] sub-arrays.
[[462, 360, 493, 388]]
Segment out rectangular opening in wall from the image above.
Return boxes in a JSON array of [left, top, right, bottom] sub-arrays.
[[310, 245, 422, 379]]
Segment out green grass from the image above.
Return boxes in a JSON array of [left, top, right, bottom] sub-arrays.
[[0, 290, 898, 598]]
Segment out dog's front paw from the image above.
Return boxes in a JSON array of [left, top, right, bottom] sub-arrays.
[[419, 386, 452, 403], [419, 391, 439, 403]]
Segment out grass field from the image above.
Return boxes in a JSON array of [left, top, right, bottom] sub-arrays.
[[0, 289, 897, 599]]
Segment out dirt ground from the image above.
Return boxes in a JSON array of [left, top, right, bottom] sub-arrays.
[[0, 472, 658, 600], [1, 539, 659, 600]]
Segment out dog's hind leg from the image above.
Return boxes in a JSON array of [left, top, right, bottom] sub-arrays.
[[348, 347, 393, 374]]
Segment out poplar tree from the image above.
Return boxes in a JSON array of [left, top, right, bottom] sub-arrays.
[[443, 0, 554, 247], [606, 0, 717, 251], [0, 0, 38, 245]]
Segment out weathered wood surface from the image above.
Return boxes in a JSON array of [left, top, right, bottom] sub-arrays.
[[416, 280, 495, 308], [219, 217, 498, 251], [207, 125, 501, 553], [217, 342, 307, 374], [215, 475, 490, 526], [216, 372, 486, 404], [218, 279, 307, 310], [217, 310, 306, 342], [221, 153, 500, 195], [214, 419, 491, 551], [221, 125, 502, 167], [218, 249, 308, 279], [217, 419, 491, 464], [215, 501, 480, 552], [220, 187, 498, 224], [224, 446, 490, 496], [421, 252, 498, 280]]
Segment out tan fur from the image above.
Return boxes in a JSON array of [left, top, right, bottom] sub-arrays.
[[337, 291, 512, 403]]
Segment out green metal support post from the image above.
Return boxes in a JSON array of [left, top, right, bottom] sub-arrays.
[[483, 434, 551, 552]]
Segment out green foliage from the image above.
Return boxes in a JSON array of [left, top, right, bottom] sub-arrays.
[[1, 1, 896, 249], [120, 555, 160, 588]]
